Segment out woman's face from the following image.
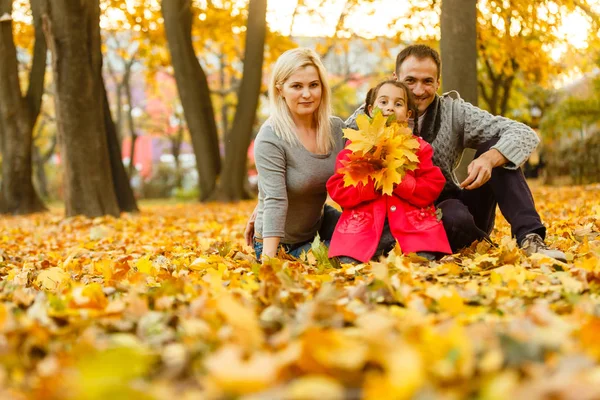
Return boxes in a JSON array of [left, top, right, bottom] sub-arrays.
[[279, 65, 322, 120], [369, 83, 411, 122]]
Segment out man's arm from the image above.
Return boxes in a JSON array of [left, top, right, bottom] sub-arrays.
[[344, 104, 366, 130], [456, 99, 540, 168], [453, 98, 539, 189], [460, 148, 507, 190]]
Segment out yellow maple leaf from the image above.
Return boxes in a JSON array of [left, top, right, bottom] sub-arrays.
[[216, 293, 263, 349], [339, 115, 420, 195], [285, 375, 345, 400], [338, 151, 379, 188], [203, 345, 278, 396], [438, 289, 467, 316], [36, 267, 70, 292], [135, 255, 156, 275], [343, 112, 388, 153]]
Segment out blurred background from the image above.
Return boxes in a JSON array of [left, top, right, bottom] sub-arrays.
[[1, 0, 599, 216]]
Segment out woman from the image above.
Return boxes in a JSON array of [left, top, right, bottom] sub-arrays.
[[252, 48, 345, 260]]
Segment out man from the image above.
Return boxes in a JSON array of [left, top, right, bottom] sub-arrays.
[[344, 44, 564, 261]]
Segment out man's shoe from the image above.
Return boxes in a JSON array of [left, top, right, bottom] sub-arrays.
[[416, 251, 437, 261], [520, 233, 567, 262]]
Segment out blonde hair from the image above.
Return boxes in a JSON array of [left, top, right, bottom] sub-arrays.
[[268, 48, 334, 154]]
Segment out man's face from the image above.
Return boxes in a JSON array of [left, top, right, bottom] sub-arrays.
[[396, 55, 440, 115]]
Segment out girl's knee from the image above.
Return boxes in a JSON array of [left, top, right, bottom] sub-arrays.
[[439, 200, 474, 227]]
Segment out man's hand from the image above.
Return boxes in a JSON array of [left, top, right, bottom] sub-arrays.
[[460, 149, 507, 190], [244, 206, 258, 246]]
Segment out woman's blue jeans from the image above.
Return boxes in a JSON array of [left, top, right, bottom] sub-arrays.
[[253, 204, 340, 261]]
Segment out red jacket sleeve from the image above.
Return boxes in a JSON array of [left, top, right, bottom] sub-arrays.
[[393, 138, 445, 208], [327, 147, 379, 209]]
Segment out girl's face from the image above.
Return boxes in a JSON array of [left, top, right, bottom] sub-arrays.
[[279, 65, 322, 120], [368, 83, 412, 122]]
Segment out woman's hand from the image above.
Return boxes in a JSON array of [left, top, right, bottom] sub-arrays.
[[262, 237, 280, 259], [244, 206, 258, 246]]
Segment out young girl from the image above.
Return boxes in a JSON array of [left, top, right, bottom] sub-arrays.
[[327, 80, 451, 263]]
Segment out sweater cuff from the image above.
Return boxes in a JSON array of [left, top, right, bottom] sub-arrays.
[[492, 141, 527, 170], [261, 230, 285, 238]]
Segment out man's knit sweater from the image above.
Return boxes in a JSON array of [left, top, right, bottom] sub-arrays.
[[346, 91, 540, 196]]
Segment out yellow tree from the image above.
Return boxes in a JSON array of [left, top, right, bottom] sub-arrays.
[[292, 0, 400, 98], [40, 0, 123, 217], [1, 0, 139, 216], [100, 0, 167, 177], [0, 0, 46, 214], [478, 1, 599, 116], [407, 0, 600, 116], [102, 0, 293, 201], [161, 0, 295, 201]]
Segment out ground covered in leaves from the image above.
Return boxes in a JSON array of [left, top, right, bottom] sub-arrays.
[[1, 184, 600, 400]]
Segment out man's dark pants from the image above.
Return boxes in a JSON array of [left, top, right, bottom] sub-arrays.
[[436, 138, 546, 252]]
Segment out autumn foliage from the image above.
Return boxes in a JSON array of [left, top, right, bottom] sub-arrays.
[[339, 112, 420, 195], [0, 184, 599, 398]]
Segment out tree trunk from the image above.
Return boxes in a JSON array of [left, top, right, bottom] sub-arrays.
[[42, 0, 119, 217], [107, 59, 124, 144], [116, 83, 123, 143], [0, 0, 46, 215], [31, 119, 55, 199], [102, 77, 139, 213], [32, 143, 48, 198], [440, 0, 478, 106], [488, 80, 500, 115], [123, 66, 138, 178], [162, 0, 221, 201], [499, 74, 514, 116], [218, 52, 230, 136], [210, 0, 267, 201], [171, 124, 184, 189]]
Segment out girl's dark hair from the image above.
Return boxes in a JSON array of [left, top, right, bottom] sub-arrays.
[[365, 79, 419, 135]]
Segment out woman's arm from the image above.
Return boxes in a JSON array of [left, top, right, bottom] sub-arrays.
[[254, 133, 288, 248], [262, 237, 281, 259]]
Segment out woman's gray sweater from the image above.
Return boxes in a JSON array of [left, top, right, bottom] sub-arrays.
[[254, 117, 345, 244]]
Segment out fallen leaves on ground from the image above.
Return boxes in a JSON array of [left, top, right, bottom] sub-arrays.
[[1, 183, 600, 399]]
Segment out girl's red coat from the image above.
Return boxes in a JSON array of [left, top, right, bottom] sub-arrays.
[[327, 137, 451, 262]]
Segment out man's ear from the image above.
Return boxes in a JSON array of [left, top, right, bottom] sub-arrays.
[[392, 71, 398, 81]]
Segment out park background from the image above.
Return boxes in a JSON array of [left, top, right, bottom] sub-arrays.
[[1, 0, 600, 215], [1, 1, 600, 399]]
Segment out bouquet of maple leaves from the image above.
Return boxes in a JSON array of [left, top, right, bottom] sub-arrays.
[[338, 110, 421, 196]]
